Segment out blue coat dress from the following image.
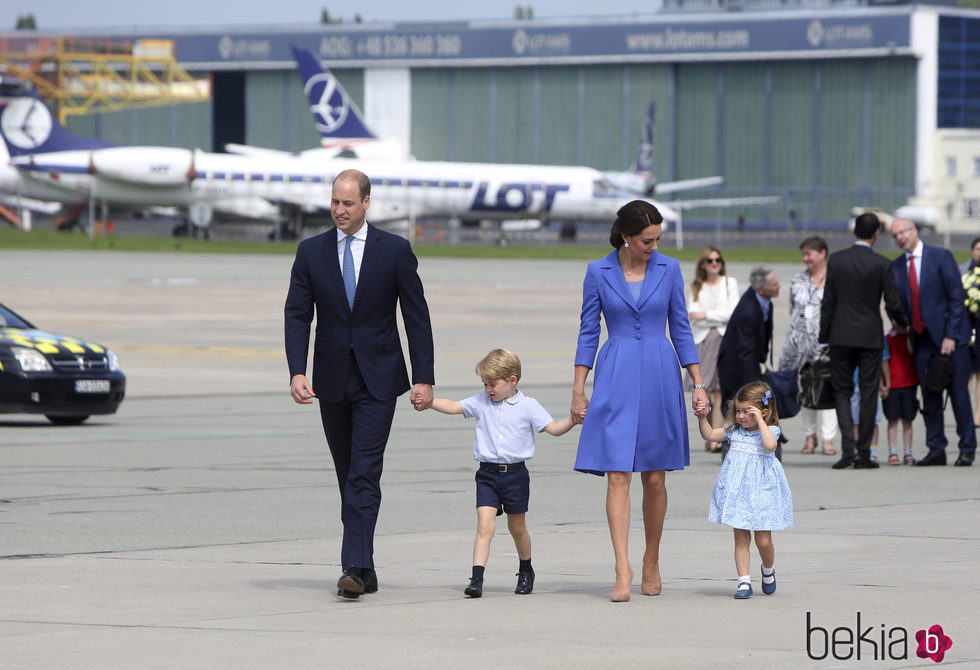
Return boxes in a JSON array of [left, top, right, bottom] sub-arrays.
[[574, 250, 699, 474]]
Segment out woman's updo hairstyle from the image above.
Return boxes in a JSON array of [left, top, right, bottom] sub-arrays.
[[609, 200, 663, 249]]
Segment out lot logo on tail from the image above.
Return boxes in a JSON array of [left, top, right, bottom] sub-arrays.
[[304, 73, 349, 135], [1, 98, 53, 150]]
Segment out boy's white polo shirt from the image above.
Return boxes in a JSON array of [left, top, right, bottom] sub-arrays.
[[459, 389, 554, 464]]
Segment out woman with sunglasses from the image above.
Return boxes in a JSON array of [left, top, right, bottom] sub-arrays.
[[687, 247, 739, 452], [779, 236, 837, 455]]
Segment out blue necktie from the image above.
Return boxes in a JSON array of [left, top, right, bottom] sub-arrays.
[[343, 235, 356, 309]]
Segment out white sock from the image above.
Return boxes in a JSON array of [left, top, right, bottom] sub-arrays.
[[737, 575, 751, 586], [761, 565, 775, 584]]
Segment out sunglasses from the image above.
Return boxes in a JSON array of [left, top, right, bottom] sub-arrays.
[[705, 258, 723, 264]]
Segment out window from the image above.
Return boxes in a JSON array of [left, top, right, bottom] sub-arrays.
[[946, 156, 957, 177], [974, 157, 980, 176], [963, 198, 980, 218]]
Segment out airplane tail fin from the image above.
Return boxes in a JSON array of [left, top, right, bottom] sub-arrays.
[[0, 80, 113, 157], [290, 46, 377, 144], [631, 100, 654, 175]]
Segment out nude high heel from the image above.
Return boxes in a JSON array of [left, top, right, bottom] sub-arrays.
[[610, 569, 633, 602], [641, 562, 662, 596]]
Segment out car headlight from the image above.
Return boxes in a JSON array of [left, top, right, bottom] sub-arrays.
[[12, 347, 53, 372], [106, 349, 120, 372]]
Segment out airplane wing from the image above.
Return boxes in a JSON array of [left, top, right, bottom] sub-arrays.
[[0, 193, 63, 214]]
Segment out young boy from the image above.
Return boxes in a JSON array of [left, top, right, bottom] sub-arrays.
[[417, 349, 575, 598], [883, 330, 919, 465]]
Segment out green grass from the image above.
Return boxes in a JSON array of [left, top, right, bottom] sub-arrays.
[[0, 227, 970, 264]]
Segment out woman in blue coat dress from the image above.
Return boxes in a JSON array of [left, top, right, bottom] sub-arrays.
[[570, 201, 709, 602]]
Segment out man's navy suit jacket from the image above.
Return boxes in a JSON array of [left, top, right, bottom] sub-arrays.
[[891, 243, 971, 349], [284, 224, 434, 403], [717, 287, 772, 400]]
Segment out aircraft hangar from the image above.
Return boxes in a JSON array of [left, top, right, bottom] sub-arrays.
[[50, 2, 980, 229]]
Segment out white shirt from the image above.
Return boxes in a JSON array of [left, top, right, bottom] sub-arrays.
[[336, 225, 367, 285], [459, 389, 554, 464]]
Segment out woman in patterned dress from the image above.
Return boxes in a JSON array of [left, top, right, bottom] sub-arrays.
[[778, 236, 837, 455]]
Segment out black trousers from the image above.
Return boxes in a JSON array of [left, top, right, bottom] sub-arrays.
[[829, 345, 882, 459], [318, 357, 397, 569]]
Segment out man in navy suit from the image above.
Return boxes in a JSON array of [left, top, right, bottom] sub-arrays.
[[889, 218, 976, 466], [819, 212, 908, 469], [285, 169, 435, 597], [718, 266, 780, 408]]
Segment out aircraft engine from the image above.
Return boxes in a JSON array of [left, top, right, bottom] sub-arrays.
[[89, 147, 194, 187]]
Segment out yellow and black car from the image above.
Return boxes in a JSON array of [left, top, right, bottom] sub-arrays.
[[0, 303, 125, 425]]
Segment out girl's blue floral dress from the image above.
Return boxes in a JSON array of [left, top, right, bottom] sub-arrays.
[[709, 424, 793, 530]]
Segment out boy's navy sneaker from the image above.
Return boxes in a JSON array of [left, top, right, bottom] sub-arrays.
[[464, 578, 483, 598]]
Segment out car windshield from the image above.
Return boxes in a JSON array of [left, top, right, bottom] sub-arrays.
[[0, 304, 32, 329]]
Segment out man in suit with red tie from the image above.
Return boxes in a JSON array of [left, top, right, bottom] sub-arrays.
[[889, 218, 976, 466], [819, 212, 908, 469], [285, 169, 435, 597]]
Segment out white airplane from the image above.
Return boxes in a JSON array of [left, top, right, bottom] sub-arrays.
[[0, 82, 684, 234]]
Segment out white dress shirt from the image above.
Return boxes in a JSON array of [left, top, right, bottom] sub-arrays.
[[336, 225, 368, 285]]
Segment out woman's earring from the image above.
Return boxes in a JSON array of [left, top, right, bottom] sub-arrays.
[[624, 241, 630, 248]]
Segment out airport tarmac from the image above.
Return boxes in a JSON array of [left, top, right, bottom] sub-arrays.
[[0, 249, 977, 669]]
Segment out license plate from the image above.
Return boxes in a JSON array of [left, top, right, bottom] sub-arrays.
[[75, 380, 110, 393]]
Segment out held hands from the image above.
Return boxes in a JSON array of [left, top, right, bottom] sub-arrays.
[[692, 388, 710, 418], [411, 383, 434, 411], [570, 391, 589, 425]]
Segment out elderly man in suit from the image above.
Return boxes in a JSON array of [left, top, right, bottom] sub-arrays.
[[717, 267, 781, 449], [889, 218, 976, 466], [285, 169, 435, 598], [819, 212, 908, 470]]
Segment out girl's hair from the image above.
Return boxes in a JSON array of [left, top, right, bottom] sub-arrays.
[[608, 200, 663, 248], [724, 381, 780, 428], [689, 246, 726, 301], [475, 348, 521, 383]]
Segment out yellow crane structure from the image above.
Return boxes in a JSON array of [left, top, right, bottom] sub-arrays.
[[0, 35, 210, 124]]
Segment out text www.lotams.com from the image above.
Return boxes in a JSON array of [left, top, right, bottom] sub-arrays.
[[626, 28, 750, 51]]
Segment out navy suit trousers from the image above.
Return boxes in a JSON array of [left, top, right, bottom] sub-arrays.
[[913, 331, 977, 455], [318, 356, 396, 569]]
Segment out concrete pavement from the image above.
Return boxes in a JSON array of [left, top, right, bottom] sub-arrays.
[[0, 250, 977, 669]]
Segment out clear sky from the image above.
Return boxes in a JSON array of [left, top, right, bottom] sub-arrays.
[[2, 1, 664, 33]]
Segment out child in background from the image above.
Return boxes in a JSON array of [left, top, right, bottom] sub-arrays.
[[419, 349, 575, 598], [883, 330, 919, 465], [700, 381, 793, 599]]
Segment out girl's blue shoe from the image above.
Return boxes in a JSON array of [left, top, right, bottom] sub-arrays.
[[761, 567, 776, 595], [734, 582, 752, 599]]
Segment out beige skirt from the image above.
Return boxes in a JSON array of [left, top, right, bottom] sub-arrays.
[[687, 328, 722, 392]]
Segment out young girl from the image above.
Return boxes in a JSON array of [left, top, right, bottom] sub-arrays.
[[699, 382, 793, 599]]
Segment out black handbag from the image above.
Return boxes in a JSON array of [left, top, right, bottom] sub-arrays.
[[924, 354, 956, 393], [798, 356, 835, 410]]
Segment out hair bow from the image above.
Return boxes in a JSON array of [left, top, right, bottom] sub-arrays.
[[762, 390, 772, 407]]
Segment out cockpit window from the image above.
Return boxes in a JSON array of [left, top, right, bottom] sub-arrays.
[[593, 178, 616, 195]]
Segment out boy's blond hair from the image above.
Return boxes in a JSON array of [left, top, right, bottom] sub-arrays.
[[475, 349, 522, 383]]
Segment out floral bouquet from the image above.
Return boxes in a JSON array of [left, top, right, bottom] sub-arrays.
[[964, 265, 980, 317]]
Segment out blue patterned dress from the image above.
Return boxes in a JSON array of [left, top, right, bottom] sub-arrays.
[[709, 425, 793, 530]]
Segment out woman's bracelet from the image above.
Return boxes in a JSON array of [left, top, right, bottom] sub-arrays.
[[692, 383, 706, 389]]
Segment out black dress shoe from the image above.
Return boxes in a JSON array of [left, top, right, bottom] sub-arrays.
[[954, 453, 974, 466], [337, 567, 365, 599], [831, 456, 856, 469], [854, 457, 880, 469], [915, 452, 947, 466], [362, 568, 378, 593]]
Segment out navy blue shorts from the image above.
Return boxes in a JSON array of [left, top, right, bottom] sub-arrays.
[[475, 462, 529, 516], [883, 386, 919, 422]]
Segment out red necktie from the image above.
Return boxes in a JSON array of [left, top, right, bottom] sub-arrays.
[[908, 255, 924, 334]]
